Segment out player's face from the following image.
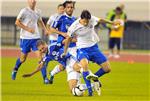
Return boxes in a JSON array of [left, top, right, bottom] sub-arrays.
[[80, 19, 89, 26], [58, 6, 64, 14], [38, 44, 47, 53], [65, 3, 74, 16], [28, 0, 36, 9]]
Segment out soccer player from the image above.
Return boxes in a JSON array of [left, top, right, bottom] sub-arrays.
[[62, 10, 119, 96], [48, 1, 77, 84], [11, 0, 49, 84], [22, 40, 101, 96]]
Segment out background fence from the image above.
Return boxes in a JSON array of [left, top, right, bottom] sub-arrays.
[[1, 16, 150, 50]]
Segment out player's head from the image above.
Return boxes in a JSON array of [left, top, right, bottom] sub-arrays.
[[36, 40, 48, 53], [115, 7, 122, 15], [63, 1, 75, 16], [28, 0, 36, 9], [80, 10, 91, 26], [57, 4, 64, 14]]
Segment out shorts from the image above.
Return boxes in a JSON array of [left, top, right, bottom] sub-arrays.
[[77, 44, 107, 65], [109, 38, 121, 50], [66, 56, 80, 81], [20, 38, 40, 54]]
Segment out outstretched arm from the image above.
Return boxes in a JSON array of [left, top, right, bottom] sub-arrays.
[[22, 62, 45, 78]]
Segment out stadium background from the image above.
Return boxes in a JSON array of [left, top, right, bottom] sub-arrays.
[[1, 0, 150, 101], [1, 0, 150, 50]]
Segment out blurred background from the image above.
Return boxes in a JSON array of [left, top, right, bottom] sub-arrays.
[[1, 0, 150, 50]]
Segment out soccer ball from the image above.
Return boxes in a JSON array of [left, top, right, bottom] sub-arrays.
[[72, 84, 84, 96]]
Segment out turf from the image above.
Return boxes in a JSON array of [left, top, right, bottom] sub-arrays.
[[1, 57, 149, 101]]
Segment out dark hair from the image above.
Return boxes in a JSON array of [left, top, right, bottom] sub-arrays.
[[115, 7, 122, 12], [57, 4, 64, 8], [36, 40, 46, 47], [81, 10, 91, 19], [63, 1, 75, 8]]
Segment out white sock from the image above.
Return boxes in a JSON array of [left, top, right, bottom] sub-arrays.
[[80, 83, 94, 90], [50, 65, 61, 76]]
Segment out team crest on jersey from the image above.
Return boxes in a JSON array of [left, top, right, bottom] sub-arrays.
[[52, 51, 56, 56]]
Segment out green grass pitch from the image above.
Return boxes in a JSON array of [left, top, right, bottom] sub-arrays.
[[1, 57, 149, 101]]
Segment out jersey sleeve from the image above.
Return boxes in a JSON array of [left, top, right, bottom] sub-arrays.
[[91, 16, 100, 26], [17, 9, 26, 21], [47, 16, 54, 26], [52, 16, 62, 28], [67, 24, 77, 38]]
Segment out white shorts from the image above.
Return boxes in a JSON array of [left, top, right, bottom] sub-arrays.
[[66, 56, 80, 81], [68, 47, 77, 59]]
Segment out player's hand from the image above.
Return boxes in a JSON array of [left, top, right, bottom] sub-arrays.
[[45, 30, 50, 36], [22, 73, 33, 78], [61, 53, 66, 58], [61, 32, 69, 38], [28, 28, 35, 34]]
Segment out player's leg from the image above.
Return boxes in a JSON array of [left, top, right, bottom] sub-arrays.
[[49, 64, 65, 84], [79, 58, 93, 96], [32, 39, 49, 84], [12, 39, 30, 80], [108, 38, 115, 58], [91, 45, 111, 79], [114, 38, 121, 58]]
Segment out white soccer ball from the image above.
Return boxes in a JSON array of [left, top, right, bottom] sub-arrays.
[[72, 85, 84, 96]]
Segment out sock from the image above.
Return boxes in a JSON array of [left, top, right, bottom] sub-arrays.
[[50, 65, 61, 76], [40, 62, 48, 80], [80, 83, 94, 90], [95, 68, 106, 78], [14, 58, 22, 71], [82, 71, 92, 95]]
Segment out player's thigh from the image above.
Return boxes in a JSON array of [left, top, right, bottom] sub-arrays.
[[90, 49, 107, 65], [20, 39, 31, 55]]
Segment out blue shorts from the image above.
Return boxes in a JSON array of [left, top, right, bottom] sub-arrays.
[[77, 44, 107, 65], [20, 39, 40, 54]]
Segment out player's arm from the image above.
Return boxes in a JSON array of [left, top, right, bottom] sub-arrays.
[[50, 27, 68, 38], [15, 19, 35, 33], [99, 18, 121, 27], [22, 61, 45, 77], [62, 36, 72, 57], [38, 18, 49, 35]]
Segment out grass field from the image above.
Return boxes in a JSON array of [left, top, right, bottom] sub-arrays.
[[1, 57, 149, 101]]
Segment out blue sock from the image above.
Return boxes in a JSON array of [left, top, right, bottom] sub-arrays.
[[95, 68, 106, 77], [40, 62, 48, 80], [82, 71, 93, 96], [14, 58, 22, 71]]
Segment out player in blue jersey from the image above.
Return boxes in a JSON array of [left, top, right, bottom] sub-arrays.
[[47, 1, 77, 84], [11, 0, 49, 84], [62, 10, 120, 96], [22, 40, 101, 96]]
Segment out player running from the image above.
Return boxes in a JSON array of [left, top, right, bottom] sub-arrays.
[[11, 0, 49, 84], [62, 10, 120, 96]]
